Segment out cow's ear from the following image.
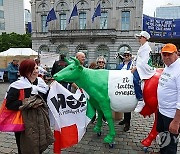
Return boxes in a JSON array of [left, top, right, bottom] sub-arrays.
[[65, 57, 73, 65], [70, 57, 80, 66], [78, 65, 83, 71]]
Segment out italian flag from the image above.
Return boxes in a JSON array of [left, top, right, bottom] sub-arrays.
[[47, 81, 95, 153]]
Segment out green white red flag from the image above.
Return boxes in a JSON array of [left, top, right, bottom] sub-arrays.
[[47, 81, 95, 153]]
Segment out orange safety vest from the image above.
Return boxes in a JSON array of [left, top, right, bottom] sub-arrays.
[[0, 89, 25, 132]]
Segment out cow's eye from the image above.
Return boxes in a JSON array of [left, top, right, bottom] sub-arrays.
[[70, 67, 74, 70]]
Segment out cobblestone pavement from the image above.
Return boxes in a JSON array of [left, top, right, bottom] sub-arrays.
[[0, 82, 179, 154]]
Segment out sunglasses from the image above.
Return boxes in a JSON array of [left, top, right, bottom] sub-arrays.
[[124, 54, 130, 57], [98, 61, 105, 64]]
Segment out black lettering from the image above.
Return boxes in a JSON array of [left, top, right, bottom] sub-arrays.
[[50, 94, 66, 111], [66, 95, 81, 109]]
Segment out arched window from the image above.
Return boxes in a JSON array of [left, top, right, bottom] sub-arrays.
[[118, 45, 131, 55], [38, 45, 49, 55], [96, 44, 109, 60], [116, 45, 131, 64], [56, 45, 69, 56]]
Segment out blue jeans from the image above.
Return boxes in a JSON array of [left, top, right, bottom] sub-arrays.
[[157, 110, 179, 154], [133, 70, 143, 101]]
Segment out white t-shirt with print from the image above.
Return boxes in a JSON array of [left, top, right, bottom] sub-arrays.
[[157, 58, 180, 118]]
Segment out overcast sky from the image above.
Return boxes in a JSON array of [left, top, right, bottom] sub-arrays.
[[24, 0, 180, 17]]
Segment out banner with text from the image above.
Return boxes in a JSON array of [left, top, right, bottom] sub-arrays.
[[143, 14, 180, 38]]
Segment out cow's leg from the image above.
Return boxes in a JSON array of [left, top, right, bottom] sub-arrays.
[[93, 109, 103, 133], [89, 98, 103, 133], [103, 109, 116, 143], [141, 111, 158, 147]]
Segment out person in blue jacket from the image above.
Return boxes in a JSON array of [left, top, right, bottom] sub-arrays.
[[116, 50, 132, 132], [7, 59, 19, 83]]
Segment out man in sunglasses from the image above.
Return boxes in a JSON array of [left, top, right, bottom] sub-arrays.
[[132, 31, 156, 113], [116, 50, 133, 132]]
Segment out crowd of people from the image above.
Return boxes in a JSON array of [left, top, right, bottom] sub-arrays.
[[0, 30, 180, 154]]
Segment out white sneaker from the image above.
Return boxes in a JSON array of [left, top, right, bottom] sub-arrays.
[[134, 100, 145, 113]]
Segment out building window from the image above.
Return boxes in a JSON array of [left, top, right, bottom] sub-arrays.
[[96, 44, 109, 60], [118, 45, 130, 54], [121, 11, 130, 30], [79, 12, 86, 29], [0, 0, 3, 6], [41, 15, 48, 32], [100, 12, 107, 29], [57, 45, 69, 57], [0, 21, 5, 30], [59, 13, 66, 30], [0, 10, 4, 19], [38, 45, 49, 54]]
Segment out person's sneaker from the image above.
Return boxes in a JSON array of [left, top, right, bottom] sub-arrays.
[[118, 119, 125, 125], [134, 100, 145, 113]]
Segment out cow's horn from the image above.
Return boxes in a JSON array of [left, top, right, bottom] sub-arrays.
[[64, 57, 73, 65], [70, 57, 80, 65]]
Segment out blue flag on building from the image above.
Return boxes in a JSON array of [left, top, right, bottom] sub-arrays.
[[92, 4, 101, 23], [68, 4, 78, 23], [45, 8, 57, 27]]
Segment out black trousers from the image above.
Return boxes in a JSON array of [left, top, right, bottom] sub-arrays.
[[124, 112, 131, 124], [157, 110, 179, 154], [15, 132, 22, 154]]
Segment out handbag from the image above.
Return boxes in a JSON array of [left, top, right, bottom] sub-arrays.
[[0, 89, 25, 132]]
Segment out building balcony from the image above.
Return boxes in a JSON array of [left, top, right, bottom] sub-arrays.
[[31, 29, 138, 44], [47, 29, 117, 43]]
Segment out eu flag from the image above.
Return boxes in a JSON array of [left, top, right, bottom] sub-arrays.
[[45, 8, 57, 27], [92, 4, 101, 23], [68, 5, 78, 23]]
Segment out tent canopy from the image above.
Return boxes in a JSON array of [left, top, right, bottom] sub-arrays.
[[0, 48, 38, 56]]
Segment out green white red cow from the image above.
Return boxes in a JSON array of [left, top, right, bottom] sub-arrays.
[[53, 57, 162, 147]]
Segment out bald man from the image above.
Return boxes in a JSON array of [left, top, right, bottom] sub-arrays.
[[75, 52, 86, 66]]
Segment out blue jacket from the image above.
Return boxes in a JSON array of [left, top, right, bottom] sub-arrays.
[[116, 61, 132, 70], [7, 62, 19, 80]]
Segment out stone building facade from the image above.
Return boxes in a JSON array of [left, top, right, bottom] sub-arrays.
[[31, 0, 143, 69]]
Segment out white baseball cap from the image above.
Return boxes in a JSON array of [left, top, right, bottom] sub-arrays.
[[135, 31, 151, 40], [124, 50, 132, 55]]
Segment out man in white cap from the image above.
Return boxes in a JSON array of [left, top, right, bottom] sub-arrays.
[[132, 31, 156, 112]]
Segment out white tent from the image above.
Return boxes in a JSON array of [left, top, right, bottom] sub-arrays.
[[0, 48, 38, 56]]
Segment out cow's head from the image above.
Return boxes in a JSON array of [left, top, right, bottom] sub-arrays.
[[53, 57, 83, 83]]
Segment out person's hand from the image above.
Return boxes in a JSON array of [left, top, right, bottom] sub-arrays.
[[131, 67, 137, 74], [22, 98, 29, 104], [169, 120, 180, 134], [32, 103, 43, 108]]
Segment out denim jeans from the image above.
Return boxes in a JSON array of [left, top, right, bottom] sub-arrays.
[[133, 70, 143, 101]]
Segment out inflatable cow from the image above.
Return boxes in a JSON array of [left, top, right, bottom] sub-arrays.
[[53, 57, 162, 147]]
